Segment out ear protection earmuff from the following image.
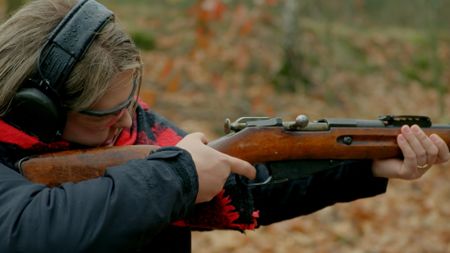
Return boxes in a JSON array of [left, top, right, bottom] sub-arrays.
[[2, 0, 113, 143]]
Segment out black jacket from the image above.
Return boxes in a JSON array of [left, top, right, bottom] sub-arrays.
[[0, 110, 388, 253]]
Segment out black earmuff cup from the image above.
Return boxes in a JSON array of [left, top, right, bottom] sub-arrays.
[[3, 88, 63, 141]]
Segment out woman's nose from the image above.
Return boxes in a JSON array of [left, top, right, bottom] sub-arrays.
[[113, 108, 133, 129]]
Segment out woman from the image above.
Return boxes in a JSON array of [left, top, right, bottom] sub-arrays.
[[0, 0, 447, 253]]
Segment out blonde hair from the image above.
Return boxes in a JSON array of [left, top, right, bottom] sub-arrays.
[[0, 0, 142, 114]]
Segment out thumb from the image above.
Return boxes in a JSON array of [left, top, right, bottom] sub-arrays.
[[189, 132, 208, 145]]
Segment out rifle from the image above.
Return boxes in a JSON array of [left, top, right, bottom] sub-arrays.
[[19, 115, 450, 187]]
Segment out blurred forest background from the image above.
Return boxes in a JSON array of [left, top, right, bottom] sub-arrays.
[[1, 0, 449, 252]]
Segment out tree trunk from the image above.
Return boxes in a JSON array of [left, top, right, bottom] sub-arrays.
[[275, 0, 312, 92]]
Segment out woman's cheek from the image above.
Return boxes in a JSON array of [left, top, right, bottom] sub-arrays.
[[62, 125, 110, 146]]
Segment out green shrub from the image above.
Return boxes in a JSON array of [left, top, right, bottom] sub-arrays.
[[131, 31, 156, 51]]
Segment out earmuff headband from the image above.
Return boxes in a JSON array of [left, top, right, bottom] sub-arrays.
[[37, 0, 114, 90], [3, 0, 114, 142]]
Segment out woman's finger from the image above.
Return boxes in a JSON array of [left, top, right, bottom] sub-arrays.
[[411, 125, 439, 165], [397, 134, 417, 170], [227, 155, 256, 180], [430, 134, 450, 163], [401, 125, 427, 166]]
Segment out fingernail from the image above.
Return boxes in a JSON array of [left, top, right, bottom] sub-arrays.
[[402, 126, 410, 133], [411, 125, 420, 133], [430, 134, 439, 142]]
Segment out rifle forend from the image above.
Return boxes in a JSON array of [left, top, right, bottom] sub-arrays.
[[209, 115, 450, 164]]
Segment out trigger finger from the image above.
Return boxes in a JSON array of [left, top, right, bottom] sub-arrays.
[[228, 155, 256, 180]]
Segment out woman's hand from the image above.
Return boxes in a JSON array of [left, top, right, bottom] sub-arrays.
[[176, 132, 256, 203], [372, 125, 449, 179]]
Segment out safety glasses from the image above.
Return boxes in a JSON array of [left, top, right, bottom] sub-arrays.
[[79, 75, 140, 118]]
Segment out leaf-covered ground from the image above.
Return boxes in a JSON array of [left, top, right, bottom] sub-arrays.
[[105, 1, 450, 252]]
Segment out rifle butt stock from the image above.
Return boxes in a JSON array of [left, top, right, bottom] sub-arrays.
[[20, 145, 158, 187]]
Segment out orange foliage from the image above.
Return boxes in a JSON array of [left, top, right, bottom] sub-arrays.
[[139, 89, 157, 107], [190, 0, 227, 23], [166, 74, 182, 93], [189, 0, 228, 49], [195, 27, 211, 49], [265, 0, 279, 6], [239, 19, 254, 36], [159, 58, 174, 80], [211, 74, 228, 97]]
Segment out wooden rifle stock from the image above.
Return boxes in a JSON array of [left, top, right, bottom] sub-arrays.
[[19, 145, 158, 187], [19, 115, 450, 186], [209, 126, 450, 163]]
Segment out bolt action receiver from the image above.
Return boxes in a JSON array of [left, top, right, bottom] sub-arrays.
[[223, 114, 434, 134]]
